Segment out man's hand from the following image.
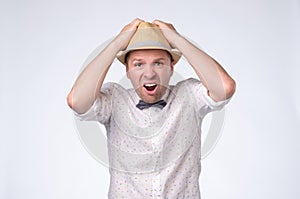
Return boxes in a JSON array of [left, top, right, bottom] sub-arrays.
[[153, 19, 236, 102], [116, 18, 144, 51], [152, 19, 181, 49], [67, 18, 144, 114]]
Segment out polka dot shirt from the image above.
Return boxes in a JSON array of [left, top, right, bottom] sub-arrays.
[[75, 78, 230, 198]]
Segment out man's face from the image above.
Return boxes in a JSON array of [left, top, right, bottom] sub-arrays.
[[126, 49, 174, 103]]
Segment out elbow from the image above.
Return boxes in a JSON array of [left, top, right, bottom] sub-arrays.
[[224, 78, 236, 99], [67, 89, 82, 112], [67, 89, 75, 109], [66, 89, 93, 114], [66, 91, 83, 113]]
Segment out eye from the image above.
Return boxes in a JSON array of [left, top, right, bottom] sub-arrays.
[[154, 62, 163, 66], [134, 63, 143, 67]]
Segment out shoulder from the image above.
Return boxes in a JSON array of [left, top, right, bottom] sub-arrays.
[[166, 78, 204, 104], [102, 82, 122, 90], [101, 82, 127, 94], [173, 78, 203, 91], [102, 82, 135, 102]]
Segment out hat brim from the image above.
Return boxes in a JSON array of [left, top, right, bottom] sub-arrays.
[[117, 47, 182, 65]]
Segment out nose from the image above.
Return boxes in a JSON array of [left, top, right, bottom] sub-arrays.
[[143, 65, 156, 79]]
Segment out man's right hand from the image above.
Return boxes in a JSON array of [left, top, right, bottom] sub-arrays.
[[67, 19, 144, 114], [115, 18, 144, 51]]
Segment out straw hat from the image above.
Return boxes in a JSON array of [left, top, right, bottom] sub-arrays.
[[117, 22, 182, 65]]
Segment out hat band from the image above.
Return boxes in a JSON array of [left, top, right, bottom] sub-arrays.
[[127, 41, 171, 50]]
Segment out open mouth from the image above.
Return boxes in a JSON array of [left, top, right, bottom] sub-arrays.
[[144, 83, 157, 91]]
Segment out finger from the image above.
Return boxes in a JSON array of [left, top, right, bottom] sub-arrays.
[[129, 18, 144, 30], [152, 19, 164, 26], [122, 18, 144, 32], [132, 18, 144, 25], [152, 19, 175, 30]]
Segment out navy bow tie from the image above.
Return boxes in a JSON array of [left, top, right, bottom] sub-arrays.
[[136, 100, 167, 110]]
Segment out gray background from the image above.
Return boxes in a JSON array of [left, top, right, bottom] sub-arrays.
[[1, 0, 300, 198]]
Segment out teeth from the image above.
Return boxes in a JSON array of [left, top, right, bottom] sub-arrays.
[[145, 83, 156, 87]]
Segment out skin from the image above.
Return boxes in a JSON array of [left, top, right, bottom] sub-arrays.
[[126, 49, 174, 103], [67, 18, 236, 114], [67, 18, 144, 114], [152, 20, 236, 102]]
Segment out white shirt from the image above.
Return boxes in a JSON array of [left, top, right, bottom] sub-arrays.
[[75, 78, 229, 199]]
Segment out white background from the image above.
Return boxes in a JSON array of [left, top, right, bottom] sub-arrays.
[[1, 0, 300, 198]]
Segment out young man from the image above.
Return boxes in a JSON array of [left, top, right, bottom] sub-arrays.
[[67, 19, 235, 198]]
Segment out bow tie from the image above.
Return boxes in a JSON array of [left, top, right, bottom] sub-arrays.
[[136, 100, 167, 110]]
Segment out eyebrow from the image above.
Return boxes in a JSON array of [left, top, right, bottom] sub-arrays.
[[153, 58, 167, 62], [131, 57, 167, 62], [131, 58, 144, 62]]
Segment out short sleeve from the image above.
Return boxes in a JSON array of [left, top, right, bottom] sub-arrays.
[[183, 78, 231, 116], [73, 82, 115, 124]]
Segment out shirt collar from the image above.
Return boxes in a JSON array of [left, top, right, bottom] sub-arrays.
[[130, 86, 171, 105]]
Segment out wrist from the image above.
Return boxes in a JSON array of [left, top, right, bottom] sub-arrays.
[[168, 33, 183, 49], [113, 30, 135, 51]]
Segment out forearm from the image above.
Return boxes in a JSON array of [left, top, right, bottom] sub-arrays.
[[67, 18, 144, 114], [173, 35, 236, 101], [152, 20, 235, 102], [67, 39, 122, 114]]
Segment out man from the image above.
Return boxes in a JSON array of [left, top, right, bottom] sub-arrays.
[[67, 19, 235, 198]]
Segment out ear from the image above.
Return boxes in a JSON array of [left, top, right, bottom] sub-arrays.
[[126, 65, 130, 79], [170, 62, 175, 76]]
